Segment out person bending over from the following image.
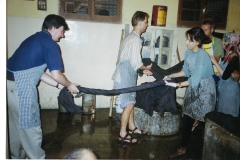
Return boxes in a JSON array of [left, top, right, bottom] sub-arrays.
[[7, 14, 80, 159]]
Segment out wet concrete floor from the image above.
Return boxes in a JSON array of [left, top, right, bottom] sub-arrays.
[[41, 108, 204, 159]]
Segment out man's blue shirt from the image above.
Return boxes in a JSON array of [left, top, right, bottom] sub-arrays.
[[7, 30, 63, 78]]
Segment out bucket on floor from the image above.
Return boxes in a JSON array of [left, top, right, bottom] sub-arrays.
[[58, 93, 96, 114], [58, 98, 68, 113], [82, 94, 96, 114]]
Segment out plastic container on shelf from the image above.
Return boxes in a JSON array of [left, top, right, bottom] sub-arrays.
[[151, 5, 168, 27]]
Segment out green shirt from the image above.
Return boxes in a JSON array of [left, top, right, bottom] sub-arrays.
[[212, 36, 224, 58]]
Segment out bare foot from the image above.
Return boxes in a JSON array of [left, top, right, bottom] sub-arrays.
[[192, 120, 199, 131], [169, 147, 186, 158]]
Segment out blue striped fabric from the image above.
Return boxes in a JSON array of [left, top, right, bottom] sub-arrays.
[[14, 64, 47, 129]]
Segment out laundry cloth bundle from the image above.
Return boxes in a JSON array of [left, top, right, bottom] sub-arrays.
[[58, 80, 178, 116]]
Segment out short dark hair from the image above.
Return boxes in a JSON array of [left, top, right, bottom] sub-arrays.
[[131, 11, 149, 27], [62, 148, 97, 159], [202, 18, 215, 30], [186, 27, 212, 48], [42, 14, 69, 31]]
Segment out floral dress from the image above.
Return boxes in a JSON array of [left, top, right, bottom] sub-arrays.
[[216, 60, 240, 117], [182, 49, 216, 122]]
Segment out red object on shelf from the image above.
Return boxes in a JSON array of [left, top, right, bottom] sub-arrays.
[[151, 5, 167, 27]]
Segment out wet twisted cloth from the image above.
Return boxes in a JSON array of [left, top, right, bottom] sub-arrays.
[[58, 80, 178, 116], [138, 58, 188, 82]]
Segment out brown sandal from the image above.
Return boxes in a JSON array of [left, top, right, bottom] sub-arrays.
[[128, 127, 147, 136], [118, 134, 138, 144], [169, 148, 186, 158]]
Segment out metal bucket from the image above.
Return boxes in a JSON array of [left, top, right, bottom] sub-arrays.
[[82, 94, 96, 114], [58, 94, 96, 114], [134, 107, 181, 136], [58, 99, 68, 113]]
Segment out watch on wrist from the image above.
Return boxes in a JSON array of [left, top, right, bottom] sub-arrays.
[[56, 83, 59, 88]]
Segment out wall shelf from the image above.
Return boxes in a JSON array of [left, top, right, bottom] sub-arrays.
[[125, 25, 178, 69]]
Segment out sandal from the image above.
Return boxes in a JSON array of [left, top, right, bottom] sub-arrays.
[[169, 148, 186, 159], [118, 134, 138, 144], [128, 127, 147, 136]]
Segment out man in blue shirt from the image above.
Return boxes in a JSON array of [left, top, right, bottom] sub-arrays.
[[7, 14, 80, 159]]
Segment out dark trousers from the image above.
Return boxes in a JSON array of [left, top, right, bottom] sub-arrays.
[[180, 114, 205, 147]]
